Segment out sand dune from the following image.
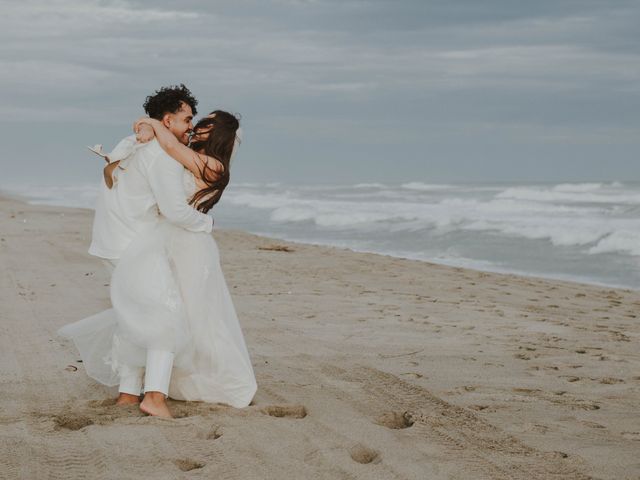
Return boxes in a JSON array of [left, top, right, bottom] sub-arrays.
[[0, 194, 638, 479]]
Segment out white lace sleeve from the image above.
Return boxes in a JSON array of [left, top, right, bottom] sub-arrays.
[[182, 169, 198, 199]]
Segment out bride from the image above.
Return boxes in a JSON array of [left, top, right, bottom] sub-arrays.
[[59, 110, 257, 417]]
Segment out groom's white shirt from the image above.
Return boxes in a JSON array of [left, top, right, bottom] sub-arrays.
[[88, 135, 212, 260]]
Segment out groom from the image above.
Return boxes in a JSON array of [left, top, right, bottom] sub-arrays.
[[89, 84, 211, 417]]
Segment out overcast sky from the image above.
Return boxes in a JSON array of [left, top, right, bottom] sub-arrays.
[[1, 0, 639, 185]]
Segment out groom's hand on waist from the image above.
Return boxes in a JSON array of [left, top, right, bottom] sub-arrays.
[[103, 161, 121, 189]]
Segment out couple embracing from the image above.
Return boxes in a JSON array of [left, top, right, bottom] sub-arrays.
[[58, 85, 257, 418]]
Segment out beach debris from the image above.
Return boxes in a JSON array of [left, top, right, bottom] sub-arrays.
[[258, 244, 294, 252], [64, 364, 78, 372]]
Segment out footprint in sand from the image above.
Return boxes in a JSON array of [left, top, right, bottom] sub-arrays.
[[349, 444, 380, 464], [53, 414, 94, 431], [580, 420, 606, 429], [261, 404, 307, 418], [609, 331, 631, 342], [169, 402, 229, 419], [197, 426, 223, 440], [470, 404, 503, 413], [87, 398, 118, 407], [512, 387, 540, 394], [599, 377, 625, 384], [523, 422, 550, 434], [514, 353, 532, 360], [374, 411, 414, 429], [174, 459, 205, 472]]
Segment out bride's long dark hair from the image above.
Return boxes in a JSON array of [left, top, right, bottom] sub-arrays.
[[188, 110, 240, 213]]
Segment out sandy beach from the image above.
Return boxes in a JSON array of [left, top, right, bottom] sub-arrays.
[[1, 193, 638, 480]]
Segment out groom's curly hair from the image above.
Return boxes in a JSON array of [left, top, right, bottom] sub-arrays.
[[143, 84, 198, 120]]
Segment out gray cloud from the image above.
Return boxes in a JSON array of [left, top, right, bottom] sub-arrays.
[[0, 0, 638, 184]]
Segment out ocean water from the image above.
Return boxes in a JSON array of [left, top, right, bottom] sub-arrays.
[[2, 181, 639, 290]]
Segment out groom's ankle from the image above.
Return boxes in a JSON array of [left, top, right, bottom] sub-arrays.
[[143, 391, 167, 401]]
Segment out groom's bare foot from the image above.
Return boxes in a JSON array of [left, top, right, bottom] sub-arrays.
[[116, 392, 141, 405], [140, 392, 173, 418]]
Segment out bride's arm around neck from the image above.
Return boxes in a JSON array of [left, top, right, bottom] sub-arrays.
[[134, 118, 224, 184]]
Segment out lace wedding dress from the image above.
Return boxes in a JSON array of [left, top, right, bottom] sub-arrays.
[[58, 170, 257, 407]]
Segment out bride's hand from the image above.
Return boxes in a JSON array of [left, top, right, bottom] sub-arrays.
[[136, 123, 155, 143], [133, 117, 159, 143], [133, 116, 154, 132]]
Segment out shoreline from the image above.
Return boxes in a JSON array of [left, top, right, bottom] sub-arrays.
[[242, 233, 639, 293], [1, 194, 639, 479], [1, 189, 636, 293]]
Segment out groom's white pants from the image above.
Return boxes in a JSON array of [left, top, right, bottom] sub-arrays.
[[103, 259, 174, 397]]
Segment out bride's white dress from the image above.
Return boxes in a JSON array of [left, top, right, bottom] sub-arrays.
[[58, 170, 257, 408]]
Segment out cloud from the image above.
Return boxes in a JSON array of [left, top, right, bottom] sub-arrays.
[[0, 0, 639, 182], [2, 0, 199, 38], [3, 1, 638, 104]]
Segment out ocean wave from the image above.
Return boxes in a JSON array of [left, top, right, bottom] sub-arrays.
[[226, 187, 639, 258], [223, 191, 297, 210], [589, 230, 640, 256], [552, 182, 625, 192], [352, 182, 388, 188], [4, 181, 639, 270], [0, 183, 100, 208], [552, 182, 606, 192], [401, 182, 455, 191], [464, 218, 615, 248], [496, 186, 640, 205]]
